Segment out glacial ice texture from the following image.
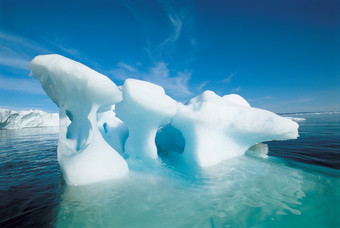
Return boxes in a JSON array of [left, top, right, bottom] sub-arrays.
[[172, 91, 299, 167], [97, 107, 128, 155], [0, 109, 58, 129], [29, 54, 128, 185], [28, 54, 299, 185]]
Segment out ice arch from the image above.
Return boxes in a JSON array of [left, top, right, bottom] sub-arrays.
[[155, 123, 186, 155], [172, 90, 299, 167], [29, 54, 128, 185]]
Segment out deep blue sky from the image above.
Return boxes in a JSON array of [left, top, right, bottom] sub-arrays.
[[0, 0, 339, 113]]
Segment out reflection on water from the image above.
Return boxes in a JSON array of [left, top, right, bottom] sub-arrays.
[[1, 113, 340, 227]]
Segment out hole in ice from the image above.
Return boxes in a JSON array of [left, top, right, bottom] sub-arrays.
[[96, 112, 129, 155], [156, 123, 185, 156], [103, 123, 108, 134], [65, 109, 92, 152], [66, 110, 73, 121]]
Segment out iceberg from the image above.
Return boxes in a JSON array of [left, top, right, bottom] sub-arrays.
[[0, 109, 58, 129], [28, 54, 299, 185], [171, 91, 299, 167], [29, 54, 128, 186]]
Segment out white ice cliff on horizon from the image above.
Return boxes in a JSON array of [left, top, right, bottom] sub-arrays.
[[0, 109, 58, 129], [285, 117, 306, 122], [28, 54, 299, 185], [29, 54, 128, 186]]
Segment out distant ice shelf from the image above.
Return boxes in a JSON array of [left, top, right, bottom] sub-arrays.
[[0, 109, 58, 129], [284, 117, 306, 122]]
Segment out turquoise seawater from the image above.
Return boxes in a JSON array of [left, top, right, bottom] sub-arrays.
[[0, 112, 339, 227]]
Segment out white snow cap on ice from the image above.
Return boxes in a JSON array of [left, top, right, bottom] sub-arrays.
[[115, 79, 177, 159], [29, 54, 122, 108], [223, 94, 251, 107], [172, 90, 299, 167], [29, 54, 128, 186]]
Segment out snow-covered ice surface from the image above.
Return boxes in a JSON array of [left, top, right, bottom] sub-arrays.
[[223, 93, 251, 107], [28, 54, 299, 185], [172, 90, 299, 167], [0, 109, 58, 129], [29, 54, 128, 186]]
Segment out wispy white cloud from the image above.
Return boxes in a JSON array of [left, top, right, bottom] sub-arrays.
[[110, 2, 195, 102], [197, 80, 210, 91], [145, 62, 192, 97], [0, 30, 84, 72], [57, 45, 81, 57], [158, 14, 183, 50], [155, 2, 196, 63], [222, 72, 235, 83], [231, 86, 241, 93], [263, 96, 274, 99], [118, 62, 138, 73], [109, 62, 137, 81], [108, 2, 196, 101], [0, 56, 29, 70], [0, 30, 89, 97], [190, 39, 197, 46], [0, 75, 45, 95], [122, 0, 195, 60], [169, 15, 183, 41], [0, 31, 49, 54], [109, 61, 193, 100], [45, 36, 83, 58], [0, 30, 49, 71]]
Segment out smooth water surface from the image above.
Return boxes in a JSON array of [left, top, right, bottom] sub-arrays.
[[0, 127, 61, 227], [0, 113, 339, 227]]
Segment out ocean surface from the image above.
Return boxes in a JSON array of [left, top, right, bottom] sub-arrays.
[[0, 112, 339, 227]]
